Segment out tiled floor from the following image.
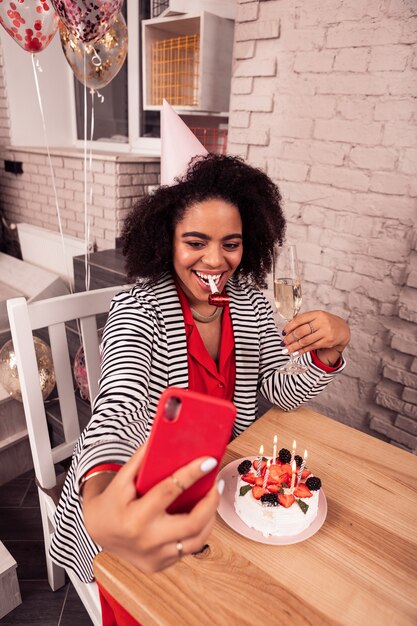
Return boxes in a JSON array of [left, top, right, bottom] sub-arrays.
[[0, 471, 92, 625]]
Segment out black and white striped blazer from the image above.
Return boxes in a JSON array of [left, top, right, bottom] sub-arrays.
[[50, 273, 345, 582]]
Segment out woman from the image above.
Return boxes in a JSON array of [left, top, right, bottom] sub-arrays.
[[51, 154, 350, 586]]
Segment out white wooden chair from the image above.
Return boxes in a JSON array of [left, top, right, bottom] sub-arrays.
[[7, 286, 128, 626]]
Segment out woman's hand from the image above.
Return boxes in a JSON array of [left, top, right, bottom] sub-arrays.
[[281, 310, 350, 366], [82, 446, 223, 573]]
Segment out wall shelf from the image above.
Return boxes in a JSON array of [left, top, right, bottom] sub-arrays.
[[142, 12, 234, 114]]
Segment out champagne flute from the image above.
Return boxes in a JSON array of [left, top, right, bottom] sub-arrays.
[[273, 244, 309, 374]]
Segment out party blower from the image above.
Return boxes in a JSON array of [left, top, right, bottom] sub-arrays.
[[208, 276, 230, 307]]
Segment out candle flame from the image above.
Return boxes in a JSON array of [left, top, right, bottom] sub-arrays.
[[259, 444, 264, 455], [304, 449, 308, 460], [273, 434, 277, 444], [292, 439, 296, 450]]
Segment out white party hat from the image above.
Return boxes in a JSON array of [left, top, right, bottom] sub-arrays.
[[160, 99, 208, 186]]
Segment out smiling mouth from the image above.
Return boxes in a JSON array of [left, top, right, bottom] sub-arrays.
[[194, 271, 222, 288]]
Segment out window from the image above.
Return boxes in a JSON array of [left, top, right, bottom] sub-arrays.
[[71, 0, 234, 154]]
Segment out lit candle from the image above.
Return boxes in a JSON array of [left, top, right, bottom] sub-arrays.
[[297, 449, 308, 485], [262, 459, 271, 489], [256, 444, 264, 477], [272, 434, 278, 464], [290, 459, 297, 491], [291, 439, 297, 463]]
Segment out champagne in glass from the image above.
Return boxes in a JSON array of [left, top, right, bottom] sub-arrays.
[[273, 244, 309, 374], [273, 278, 302, 321]]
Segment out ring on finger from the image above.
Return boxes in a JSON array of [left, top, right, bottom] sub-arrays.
[[308, 322, 314, 335], [292, 330, 300, 341], [192, 544, 209, 556], [170, 475, 186, 494], [176, 540, 184, 559]]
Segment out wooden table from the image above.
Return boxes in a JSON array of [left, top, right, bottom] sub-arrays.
[[94, 407, 417, 625]]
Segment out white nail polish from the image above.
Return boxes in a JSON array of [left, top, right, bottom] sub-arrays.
[[293, 351, 300, 357], [282, 348, 289, 355], [217, 479, 225, 495], [200, 457, 218, 473]]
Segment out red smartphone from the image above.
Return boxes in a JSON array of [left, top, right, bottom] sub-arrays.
[[135, 387, 236, 513]]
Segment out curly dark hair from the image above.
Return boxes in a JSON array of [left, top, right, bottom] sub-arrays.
[[122, 153, 286, 288]]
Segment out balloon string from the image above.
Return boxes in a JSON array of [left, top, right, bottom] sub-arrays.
[[31, 53, 73, 294], [91, 48, 102, 67], [87, 88, 95, 280], [83, 51, 91, 293], [89, 90, 95, 212]]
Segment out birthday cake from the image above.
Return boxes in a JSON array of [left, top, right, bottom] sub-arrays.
[[234, 448, 322, 537]]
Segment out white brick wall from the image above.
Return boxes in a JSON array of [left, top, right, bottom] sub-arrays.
[[229, 0, 417, 452], [0, 145, 159, 250]]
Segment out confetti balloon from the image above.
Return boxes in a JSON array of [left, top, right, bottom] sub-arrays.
[[73, 329, 103, 403], [51, 0, 123, 44], [60, 13, 127, 90], [0, 0, 59, 53], [0, 337, 56, 402], [73, 343, 89, 401]]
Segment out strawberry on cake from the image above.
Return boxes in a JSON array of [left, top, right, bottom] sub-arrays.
[[234, 448, 322, 537]]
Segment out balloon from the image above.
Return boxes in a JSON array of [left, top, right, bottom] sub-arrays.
[[59, 13, 128, 90], [73, 330, 103, 402], [51, 0, 123, 44], [73, 343, 89, 401], [0, 337, 56, 402], [0, 0, 59, 53]]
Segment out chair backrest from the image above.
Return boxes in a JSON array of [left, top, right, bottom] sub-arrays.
[[7, 286, 127, 490]]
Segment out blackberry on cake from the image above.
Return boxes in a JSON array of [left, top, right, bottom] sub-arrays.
[[305, 476, 322, 491], [278, 448, 291, 464], [294, 454, 303, 467], [261, 493, 279, 507], [237, 459, 252, 475]]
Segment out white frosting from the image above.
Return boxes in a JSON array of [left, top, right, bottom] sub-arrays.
[[234, 469, 319, 537]]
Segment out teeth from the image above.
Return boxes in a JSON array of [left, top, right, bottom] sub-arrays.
[[195, 272, 221, 285]]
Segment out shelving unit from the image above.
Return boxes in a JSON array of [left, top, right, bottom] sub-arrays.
[[142, 12, 234, 113], [0, 542, 21, 619]]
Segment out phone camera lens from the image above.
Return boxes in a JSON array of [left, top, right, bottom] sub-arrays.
[[164, 396, 181, 421]]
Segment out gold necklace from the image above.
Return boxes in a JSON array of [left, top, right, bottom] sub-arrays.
[[190, 306, 222, 323]]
